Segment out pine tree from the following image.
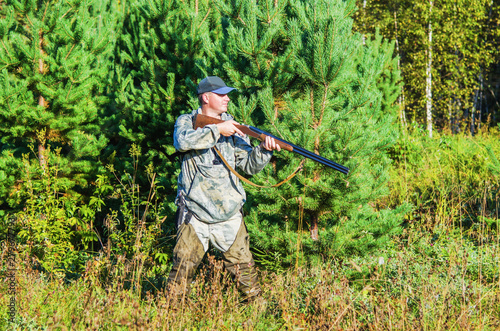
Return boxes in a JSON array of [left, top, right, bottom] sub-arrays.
[[210, 0, 409, 264], [208, 0, 297, 95], [0, 0, 117, 207], [104, 0, 221, 227]]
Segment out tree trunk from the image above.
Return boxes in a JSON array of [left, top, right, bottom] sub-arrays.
[[478, 71, 484, 130], [472, 88, 478, 136], [362, 0, 367, 45], [394, 10, 407, 130], [426, 0, 433, 138], [310, 213, 319, 241], [38, 30, 47, 170]]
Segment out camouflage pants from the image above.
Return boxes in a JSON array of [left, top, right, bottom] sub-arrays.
[[167, 218, 260, 297]]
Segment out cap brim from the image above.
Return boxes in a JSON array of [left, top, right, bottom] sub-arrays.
[[211, 87, 236, 94]]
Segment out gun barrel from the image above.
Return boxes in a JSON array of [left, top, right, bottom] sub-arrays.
[[249, 126, 349, 175], [192, 114, 349, 175]]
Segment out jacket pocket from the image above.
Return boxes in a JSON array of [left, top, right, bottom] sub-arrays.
[[187, 162, 242, 221]]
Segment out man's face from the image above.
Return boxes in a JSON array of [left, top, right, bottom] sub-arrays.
[[203, 92, 230, 117]]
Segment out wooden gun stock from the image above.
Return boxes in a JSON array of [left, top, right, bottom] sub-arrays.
[[193, 114, 294, 152], [193, 113, 349, 175]]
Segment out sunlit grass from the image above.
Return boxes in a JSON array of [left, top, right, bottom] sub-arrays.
[[1, 225, 499, 330], [1, 129, 499, 330]]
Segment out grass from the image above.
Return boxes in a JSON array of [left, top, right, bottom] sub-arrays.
[[1, 226, 499, 330], [1, 129, 499, 330], [385, 128, 500, 230]]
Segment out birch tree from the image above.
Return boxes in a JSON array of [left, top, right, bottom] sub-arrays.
[[353, 0, 499, 132], [426, 0, 433, 137]]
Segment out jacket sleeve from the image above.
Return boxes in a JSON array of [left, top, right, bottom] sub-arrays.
[[233, 134, 273, 175], [174, 114, 220, 152]]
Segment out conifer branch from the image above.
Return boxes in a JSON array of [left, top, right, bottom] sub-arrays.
[[350, 139, 369, 158], [328, 45, 350, 88], [237, 15, 247, 27], [265, 0, 271, 22], [42, 0, 49, 22], [65, 83, 73, 101], [310, 88, 315, 120], [319, 82, 329, 126], [373, 141, 392, 153], [1, 40, 11, 58], [255, 54, 261, 72], [342, 126, 355, 152], [327, 43, 335, 76], [25, 15, 34, 28], [343, 0, 357, 20], [197, 8, 211, 29], [61, 6, 74, 20], [65, 44, 76, 60]]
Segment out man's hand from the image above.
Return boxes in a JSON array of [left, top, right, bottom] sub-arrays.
[[260, 136, 281, 152], [217, 120, 246, 137]]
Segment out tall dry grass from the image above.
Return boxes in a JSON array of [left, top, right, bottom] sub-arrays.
[[386, 129, 499, 232], [1, 130, 499, 330], [1, 226, 499, 330]]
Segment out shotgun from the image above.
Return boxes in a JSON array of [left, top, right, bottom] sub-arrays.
[[193, 114, 349, 175]]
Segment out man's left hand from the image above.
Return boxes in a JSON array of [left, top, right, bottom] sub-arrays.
[[260, 136, 281, 152]]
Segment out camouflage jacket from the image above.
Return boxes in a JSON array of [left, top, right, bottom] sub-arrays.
[[174, 108, 273, 223]]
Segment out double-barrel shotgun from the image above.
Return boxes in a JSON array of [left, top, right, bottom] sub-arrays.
[[193, 114, 349, 175]]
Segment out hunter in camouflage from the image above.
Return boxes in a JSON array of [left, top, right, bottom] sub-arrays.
[[167, 76, 281, 298]]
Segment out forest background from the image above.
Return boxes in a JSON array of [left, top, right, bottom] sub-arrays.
[[0, 0, 499, 329]]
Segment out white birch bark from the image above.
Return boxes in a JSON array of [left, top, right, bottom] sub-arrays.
[[394, 10, 407, 130], [426, 0, 433, 138], [362, 0, 367, 45]]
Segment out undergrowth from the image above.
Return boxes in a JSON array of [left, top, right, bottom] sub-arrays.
[[1, 226, 498, 329], [0, 129, 499, 329], [386, 127, 500, 233]]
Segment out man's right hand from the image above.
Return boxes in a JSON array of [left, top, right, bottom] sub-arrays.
[[217, 120, 246, 137]]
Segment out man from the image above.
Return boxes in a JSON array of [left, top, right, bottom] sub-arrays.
[[168, 76, 280, 299]]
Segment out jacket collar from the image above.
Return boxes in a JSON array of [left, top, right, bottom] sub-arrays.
[[193, 108, 234, 121]]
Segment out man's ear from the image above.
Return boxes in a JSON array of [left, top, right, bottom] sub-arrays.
[[201, 92, 210, 104]]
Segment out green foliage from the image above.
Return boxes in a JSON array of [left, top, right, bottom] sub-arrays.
[[0, 0, 117, 205], [104, 0, 223, 220], [387, 128, 500, 232], [2, 0, 496, 281], [12, 146, 95, 276], [208, 0, 297, 96], [212, 0, 410, 264], [1, 143, 171, 280], [486, 143, 500, 176], [89, 145, 172, 285], [1, 2, 499, 329], [353, 0, 500, 131]]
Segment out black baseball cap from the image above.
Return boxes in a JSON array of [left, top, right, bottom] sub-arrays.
[[197, 76, 236, 95]]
